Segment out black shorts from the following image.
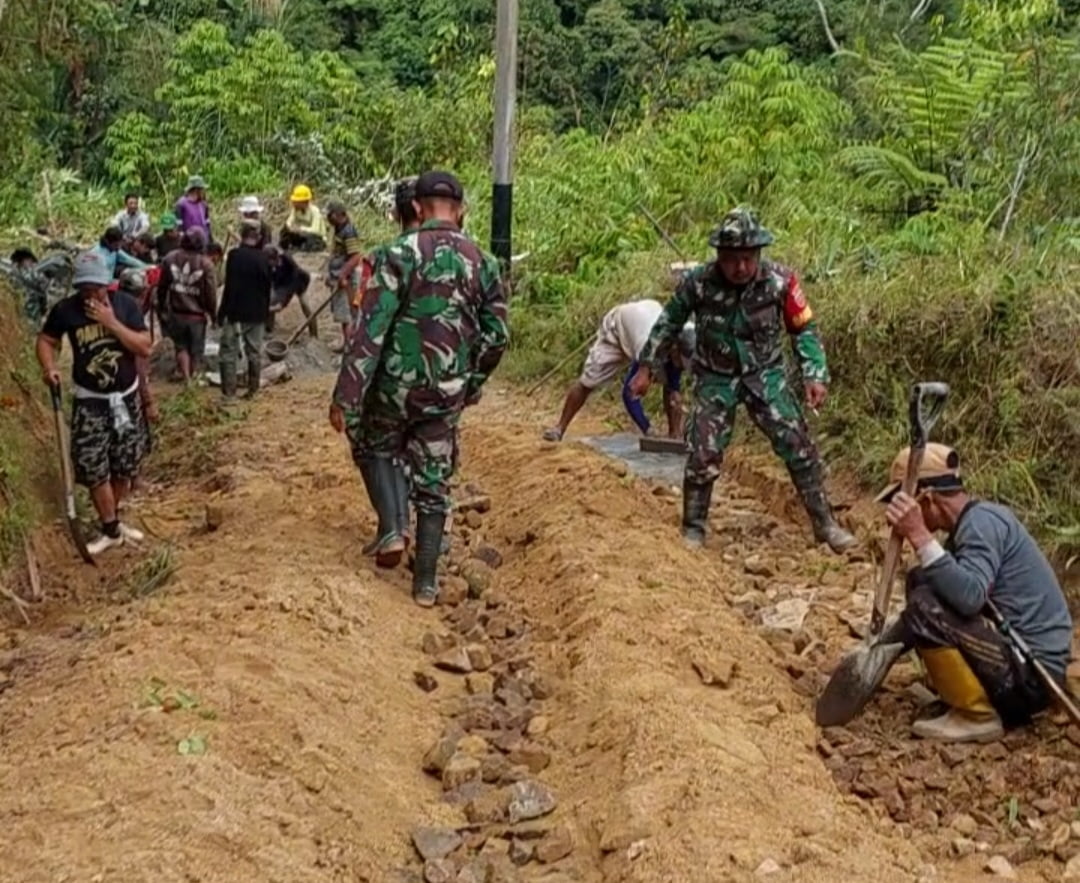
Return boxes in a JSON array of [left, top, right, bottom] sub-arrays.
[[169, 316, 208, 360], [71, 392, 151, 488]]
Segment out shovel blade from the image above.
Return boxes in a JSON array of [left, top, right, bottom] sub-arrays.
[[815, 640, 905, 727]]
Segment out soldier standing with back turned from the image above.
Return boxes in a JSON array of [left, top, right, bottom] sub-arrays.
[[329, 171, 509, 607], [632, 208, 855, 553]]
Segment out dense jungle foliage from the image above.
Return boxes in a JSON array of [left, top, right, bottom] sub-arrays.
[[4, 0, 1080, 551]]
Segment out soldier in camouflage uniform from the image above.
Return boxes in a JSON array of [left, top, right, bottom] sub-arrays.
[[330, 170, 509, 606], [632, 208, 855, 554], [344, 177, 422, 570]]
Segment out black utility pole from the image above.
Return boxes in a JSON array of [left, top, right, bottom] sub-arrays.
[[490, 0, 518, 269]]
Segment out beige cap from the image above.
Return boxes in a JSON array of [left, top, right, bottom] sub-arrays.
[[875, 442, 962, 503]]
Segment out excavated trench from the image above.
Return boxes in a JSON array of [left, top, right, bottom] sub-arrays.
[[1, 294, 1077, 882]]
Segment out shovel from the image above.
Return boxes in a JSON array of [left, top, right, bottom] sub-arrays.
[[49, 382, 95, 565], [815, 381, 949, 727]]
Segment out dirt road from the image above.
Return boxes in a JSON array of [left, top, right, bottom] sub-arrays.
[[0, 369, 1073, 882]]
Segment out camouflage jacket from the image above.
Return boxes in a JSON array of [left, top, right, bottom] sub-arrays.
[[640, 258, 828, 384], [332, 220, 509, 421]]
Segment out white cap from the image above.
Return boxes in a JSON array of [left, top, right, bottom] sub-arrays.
[[239, 195, 263, 214]]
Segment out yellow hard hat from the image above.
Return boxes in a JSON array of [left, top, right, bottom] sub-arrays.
[[290, 184, 313, 202]]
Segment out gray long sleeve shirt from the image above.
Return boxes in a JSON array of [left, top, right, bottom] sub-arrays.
[[925, 501, 1073, 678]]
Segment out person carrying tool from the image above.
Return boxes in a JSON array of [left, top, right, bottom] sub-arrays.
[[344, 177, 423, 566], [218, 221, 272, 401], [264, 245, 315, 336], [35, 251, 152, 555], [280, 184, 328, 252], [158, 228, 218, 383], [174, 175, 212, 241], [541, 299, 694, 443], [329, 170, 509, 607], [863, 443, 1074, 742], [325, 200, 363, 352], [631, 208, 855, 553], [238, 196, 273, 249], [111, 192, 150, 243]]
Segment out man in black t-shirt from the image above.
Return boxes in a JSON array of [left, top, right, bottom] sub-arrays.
[[37, 251, 153, 556], [264, 245, 315, 337], [218, 222, 272, 401]]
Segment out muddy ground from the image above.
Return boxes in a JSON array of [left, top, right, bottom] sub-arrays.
[[1, 298, 1079, 882]]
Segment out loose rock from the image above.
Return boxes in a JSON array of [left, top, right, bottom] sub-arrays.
[[423, 731, 462, 775], [950, 813, 978, 837], [456, 734, 490, 758], [442, 754, 482, 790], [535, 826, 573, 863], [509, 839, 534, 866], [508, 780, 557, 823], [1063, 854, 1080, 881], [412, 827, 463, 862], [526, 715, 550, 738], [466, 673, 496, 695], [413, 671, 439, 693], [205, 503, 225, 531], [474, 545, 504, 569], [465, 644, 494, 672], [461, 560, 494, 598], [465, 510, 484, 530], [690, 650, 737, 688], [465, 788, 509, 824], [743, 555, 773, 578], [423, 631, 457, 656], [435, 647, 473, 674], [507, 743, 551, 774], [760, 598, 810, 632], [423, 858, 457, 883], [438, 577, 469, 607], [754, 858, 782, 877], [984, 855, 1017, 879]]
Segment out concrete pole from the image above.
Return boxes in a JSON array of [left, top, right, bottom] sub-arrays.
[[490, 0, 518, 268]]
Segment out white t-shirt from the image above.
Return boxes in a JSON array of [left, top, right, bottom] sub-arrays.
[[608, 299, 663, 361]]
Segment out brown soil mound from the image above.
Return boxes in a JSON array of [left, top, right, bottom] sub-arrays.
[[0, 371, 1070, 882]]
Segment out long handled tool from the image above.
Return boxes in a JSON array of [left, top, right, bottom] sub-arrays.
[[49, 382, 95, 565], [988, 600, 1080, 726], [869, 381, 950, 635], [815, 381, 948, 726]]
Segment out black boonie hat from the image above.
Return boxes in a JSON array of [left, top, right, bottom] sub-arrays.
[[415, 170, 464, 201]]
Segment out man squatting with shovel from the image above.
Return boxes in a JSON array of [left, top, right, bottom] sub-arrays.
[[825, 444, 1073, 742], [36, 251, 152, 555], [329, 171, 509, 607], [630, 208, 855, 554], [542, 299, 695, 442]]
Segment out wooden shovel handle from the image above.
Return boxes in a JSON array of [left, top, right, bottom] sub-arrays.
[[870, 444, 926, 635]]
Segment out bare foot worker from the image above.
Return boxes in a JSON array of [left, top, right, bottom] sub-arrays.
[[631, 208, 855, 553], [36, 251, 152, 555], [865, 444, 1072, 742]]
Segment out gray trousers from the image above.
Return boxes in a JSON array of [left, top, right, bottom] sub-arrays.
[[220, 321, 264, 392]]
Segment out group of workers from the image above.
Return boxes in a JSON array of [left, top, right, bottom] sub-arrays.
[[16, 172, 1076, 745], [542, 208, 1073, 744]]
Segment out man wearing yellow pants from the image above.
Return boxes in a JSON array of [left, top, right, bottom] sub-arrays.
[[879, 443, 1072, 742]]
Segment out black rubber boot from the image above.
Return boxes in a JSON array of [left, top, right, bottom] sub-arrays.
[[412, 510, 445, 607], [220, 360, 238, 400], [358, 457, 406, 567], [243, 362, 261, 399], [392, 460, 411, 543], [799, 485, 856, 553], [682, 479, 713, 548]]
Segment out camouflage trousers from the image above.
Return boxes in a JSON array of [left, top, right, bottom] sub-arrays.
[[346, 409, 460, 514], [686, 368, 823, 490]]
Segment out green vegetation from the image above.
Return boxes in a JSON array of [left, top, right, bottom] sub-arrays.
[[2, 0, 1080, 551]]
